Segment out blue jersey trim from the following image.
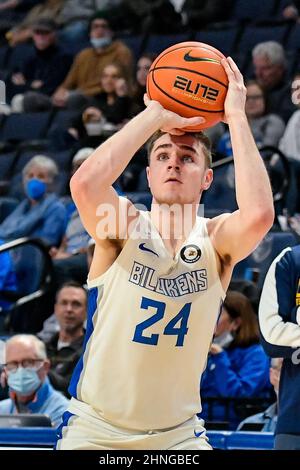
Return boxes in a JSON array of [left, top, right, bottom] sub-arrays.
[[68, 286, 99, 398]]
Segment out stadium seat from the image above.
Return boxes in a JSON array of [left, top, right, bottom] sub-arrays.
[[231, 0, 277, 21], [117, 33, 145, 60], [285, 23, 300, 50], [233, 231, 299, 289], [237, 23, 290, 53], [0, 150, 17, 180], [202, 163, 238, 212], [5, 43, 34, 73], [144, 33, 192, 55], [46, 109, 79, 138], [0, 112, 52, 143], [194, 26, 240, 56]]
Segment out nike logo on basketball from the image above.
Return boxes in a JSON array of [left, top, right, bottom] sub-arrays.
[[194, 430, 205, 438], [139, 243, 159, 257], [184, 51, 220, 64]]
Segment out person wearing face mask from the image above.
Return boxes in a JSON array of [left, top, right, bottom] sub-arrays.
[[237, 358, 282, 432], [199, 290, 271, 429], [52, 11, 134, 109], [0, 334, 69, 427], [0, 155, 66, 247]]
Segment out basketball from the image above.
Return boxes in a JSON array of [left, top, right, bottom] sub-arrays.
[[146, 42, 229, 131]]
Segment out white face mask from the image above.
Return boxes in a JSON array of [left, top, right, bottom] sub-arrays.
[[85, 122, 105, 136], [214, 331, 234, 349], [90, 37, 112, 49]]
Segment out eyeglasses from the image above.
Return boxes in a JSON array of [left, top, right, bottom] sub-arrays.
[[3, 359, 44, 373]]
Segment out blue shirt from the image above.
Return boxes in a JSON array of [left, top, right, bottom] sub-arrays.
[[199, 344, 271, 429], [0, 193, 67, 247], [0, 377, 69, 427]]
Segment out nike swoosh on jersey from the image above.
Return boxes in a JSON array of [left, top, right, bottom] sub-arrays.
[[139, 243, 159, 257], [194, 430, 205, 438], [184, 51, 220, 64]]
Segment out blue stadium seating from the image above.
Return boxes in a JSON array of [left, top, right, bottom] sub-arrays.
[[144, 33, 191, 55], [0, 112, 52, 143], [285, 23, 300, 50], [231, 0, 277, 21], [233, 231, 299, 288], [117, 33, 145, 60], [0, 151, 17, 179], [5, 43, 34, 72], [0, 197, 18, 223], [194, 26, 240, 56], [237, 23, 290, 53]]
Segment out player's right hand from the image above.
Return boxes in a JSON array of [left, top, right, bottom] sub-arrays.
[[144, 94, 205, 135]]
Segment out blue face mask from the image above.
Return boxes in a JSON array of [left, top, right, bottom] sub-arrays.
[[26, 178, 46, 200], [90, 36, 112, 49], [7, 367, 42, 396]]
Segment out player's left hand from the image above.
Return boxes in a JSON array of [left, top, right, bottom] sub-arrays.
[[144, 93, 205, 135], [221, 57, 247, 123]]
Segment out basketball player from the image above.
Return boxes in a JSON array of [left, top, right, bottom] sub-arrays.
[[56, 57, 274, 450]]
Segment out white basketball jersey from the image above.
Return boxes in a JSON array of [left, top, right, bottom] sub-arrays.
[[69, 210, 225, 430]]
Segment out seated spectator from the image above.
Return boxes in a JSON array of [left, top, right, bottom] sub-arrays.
[[237, 358, 282, 432], [56, 0, 122, 44], [130, 53, 155, 117], [67, 63, 132, 148], [117, 0, 182, 34], [217, 80, 285, 156], [199, 291, 271, 430], [7, 18, 73, 111], [0, 334, 69, 426], [180, 0, 233, 30], [52, 11, 134, 109], [44, 282, 87, 397], [0, 155, 66, 247], [282, 1, 300, 21], [50, 148, 93, 286], [252, 41, 294, 122], [5, 0, 65, 47], [279, 71, 300, 160]]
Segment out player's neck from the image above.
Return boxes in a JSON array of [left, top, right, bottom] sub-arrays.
[[150, 201, 198, 242]]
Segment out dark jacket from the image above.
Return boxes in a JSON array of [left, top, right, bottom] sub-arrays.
[[46, 332, 84, 397]]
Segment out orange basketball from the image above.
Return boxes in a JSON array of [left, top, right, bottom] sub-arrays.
[[146, 42, 228, 131]]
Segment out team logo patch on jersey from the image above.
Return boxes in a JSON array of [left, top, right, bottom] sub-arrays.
[[180, 244, 201, 263]]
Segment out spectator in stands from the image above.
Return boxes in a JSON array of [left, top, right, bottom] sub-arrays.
[[7, 18, 73, 110], [252, 41, 293, 122], [6, 0, 65, 47], [199, 291, 271, 429], [278, 72, 300, 215], [44, 282, 87, 397], [66, 63, 132, 148], [180, 0, 233, 30], [217, 80, 285, 156], [282, 1, 300, 21], [50, 148, 92, 287], [0, 156, 66, 247], [130, 53, 155, 117], [56, 0, 122, 44], [259, 245, 300, 449], [117, 0, 182, 34], [0, 334, 69, 426], [52, 11, 133, 109], [237, 358, 282, 432], [279, 71, 300, 160]]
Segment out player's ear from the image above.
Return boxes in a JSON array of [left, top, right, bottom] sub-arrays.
[[202, 168, 213, 190]]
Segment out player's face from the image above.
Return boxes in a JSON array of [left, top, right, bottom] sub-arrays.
[[147, 133, 213, 205]]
